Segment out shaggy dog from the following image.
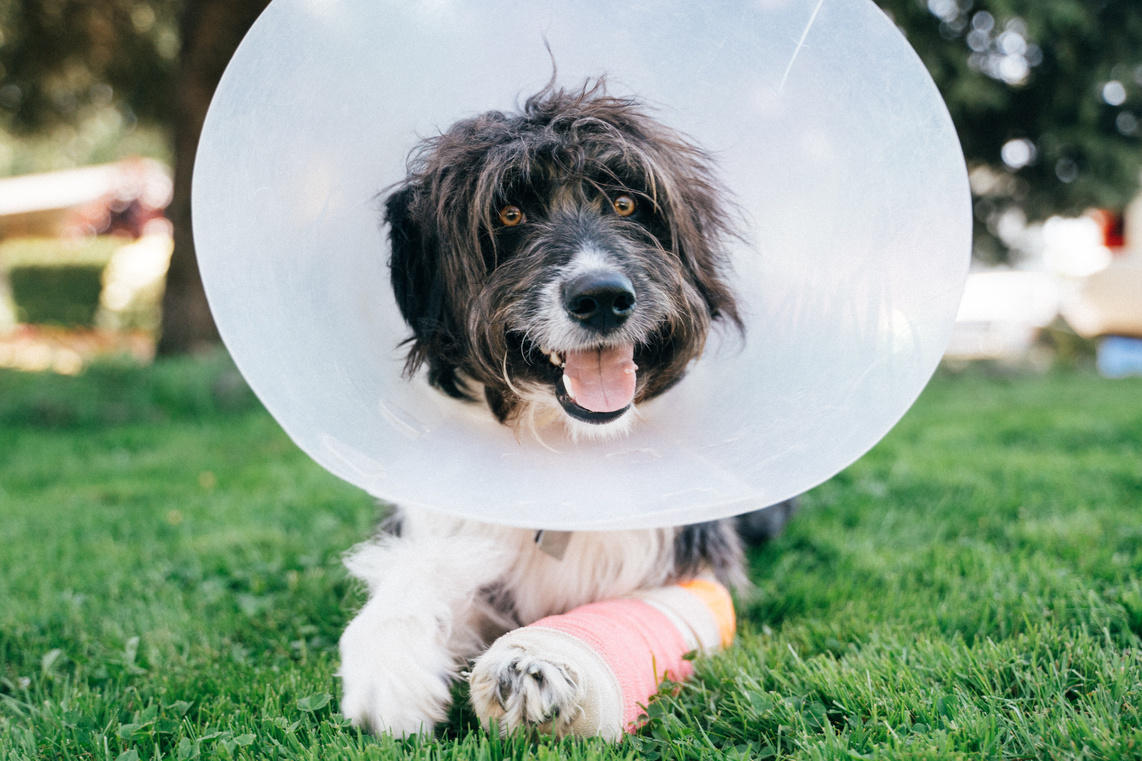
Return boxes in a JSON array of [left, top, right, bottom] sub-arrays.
[[338, 81, 753, 737]]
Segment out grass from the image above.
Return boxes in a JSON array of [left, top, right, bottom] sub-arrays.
[[1, 354, 1141, 760], [1, 237, 125, 327]]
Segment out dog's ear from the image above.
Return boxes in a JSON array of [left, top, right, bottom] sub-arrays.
[[385, 186, 431, 329], [384, 186, 473, 399], [667, 172, 744, 335]]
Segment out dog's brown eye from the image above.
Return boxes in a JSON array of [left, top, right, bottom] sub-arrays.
[[499, 205, 525, 227], [612, 195, 637, 217]]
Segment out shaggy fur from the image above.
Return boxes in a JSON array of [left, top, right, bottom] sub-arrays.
[[338, 81, 751, 737], [384, 80, 742, 431]]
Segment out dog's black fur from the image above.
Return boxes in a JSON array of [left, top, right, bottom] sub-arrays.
[[383, 79, 742, 426]]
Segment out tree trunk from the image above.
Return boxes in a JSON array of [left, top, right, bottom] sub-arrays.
[[157, 0, 271, 355]]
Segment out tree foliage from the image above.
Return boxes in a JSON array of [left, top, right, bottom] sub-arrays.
[[1, 0, 1141, 349], [876, 0, 1142, 258], [0, 0, 179, 134]]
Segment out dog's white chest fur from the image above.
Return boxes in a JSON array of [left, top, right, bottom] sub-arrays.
[[390, 508, 674, 624]]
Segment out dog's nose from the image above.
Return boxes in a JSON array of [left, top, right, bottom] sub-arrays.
[[563, 271, 637, 333]]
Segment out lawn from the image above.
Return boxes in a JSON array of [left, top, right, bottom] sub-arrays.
[[1, 354, 1140, 760]]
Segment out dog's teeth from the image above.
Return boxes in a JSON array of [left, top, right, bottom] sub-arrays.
[[563, 373, 577, 401], [548, 351, 562, 367]]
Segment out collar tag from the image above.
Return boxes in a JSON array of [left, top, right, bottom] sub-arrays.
[[534, 530, 572, 560]]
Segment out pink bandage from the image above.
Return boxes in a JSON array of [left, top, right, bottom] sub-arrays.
[[473, 579, 735, 737], [531, 597, 694, 728]]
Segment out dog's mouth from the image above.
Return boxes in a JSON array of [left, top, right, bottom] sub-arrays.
[[539, 344, 638, 424]]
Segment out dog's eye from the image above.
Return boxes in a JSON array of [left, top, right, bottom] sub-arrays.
[[498, 205, 525, 227], [612, 195, 637, 217]]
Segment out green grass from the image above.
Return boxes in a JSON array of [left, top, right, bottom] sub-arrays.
[[1, 356, 1141, 760], [1, 237, 125, 327]]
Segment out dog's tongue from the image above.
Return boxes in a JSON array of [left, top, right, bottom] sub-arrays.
[[562, 345, 638, 413]]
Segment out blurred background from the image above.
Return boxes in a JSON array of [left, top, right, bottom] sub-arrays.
[[0, 0, 1139, 378]]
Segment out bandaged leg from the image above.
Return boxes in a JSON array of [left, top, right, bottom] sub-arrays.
[[468, 578, 735, 739]]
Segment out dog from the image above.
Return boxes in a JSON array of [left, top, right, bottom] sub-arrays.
[[338, 80, 763, 737]]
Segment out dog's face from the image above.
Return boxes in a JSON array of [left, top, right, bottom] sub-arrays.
[[385, 83, 741, 437]]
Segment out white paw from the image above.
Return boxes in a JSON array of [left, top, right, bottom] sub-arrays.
[[338, 611, 455, 737], [469, 640, 585, 736]]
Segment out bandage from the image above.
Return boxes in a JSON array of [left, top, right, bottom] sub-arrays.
[[477, 579, 735, 739]]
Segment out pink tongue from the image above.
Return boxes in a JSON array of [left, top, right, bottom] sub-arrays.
[[562, 345, 638, 413]]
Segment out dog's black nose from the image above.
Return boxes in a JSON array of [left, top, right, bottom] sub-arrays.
[[563, 271, 637, 333]]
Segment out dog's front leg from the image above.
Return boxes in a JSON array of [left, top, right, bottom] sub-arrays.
[[338, 525, 509, 736], [469, 578, 736, 738]]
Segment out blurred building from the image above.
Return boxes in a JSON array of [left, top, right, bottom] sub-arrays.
[[1061, 196, 1142, 341], [946, 196, 1142, 368], [0, 159, 174, 372], [0, 158, 172, 240]]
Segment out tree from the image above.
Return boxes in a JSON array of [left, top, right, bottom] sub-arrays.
[[0, 0, 269, 354], [156, 0, 270, 355], [876, 0, 1142, 260], [0, 1, 178, 135]]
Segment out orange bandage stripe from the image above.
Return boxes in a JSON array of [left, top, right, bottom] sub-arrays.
[[678, 578, 736, 648]]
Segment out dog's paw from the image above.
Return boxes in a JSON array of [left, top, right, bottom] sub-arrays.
[[338, 610, 455, 737], [469, 640, 584, 735]]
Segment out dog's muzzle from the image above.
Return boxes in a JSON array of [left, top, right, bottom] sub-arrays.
[[550, 270, 639, 424]]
